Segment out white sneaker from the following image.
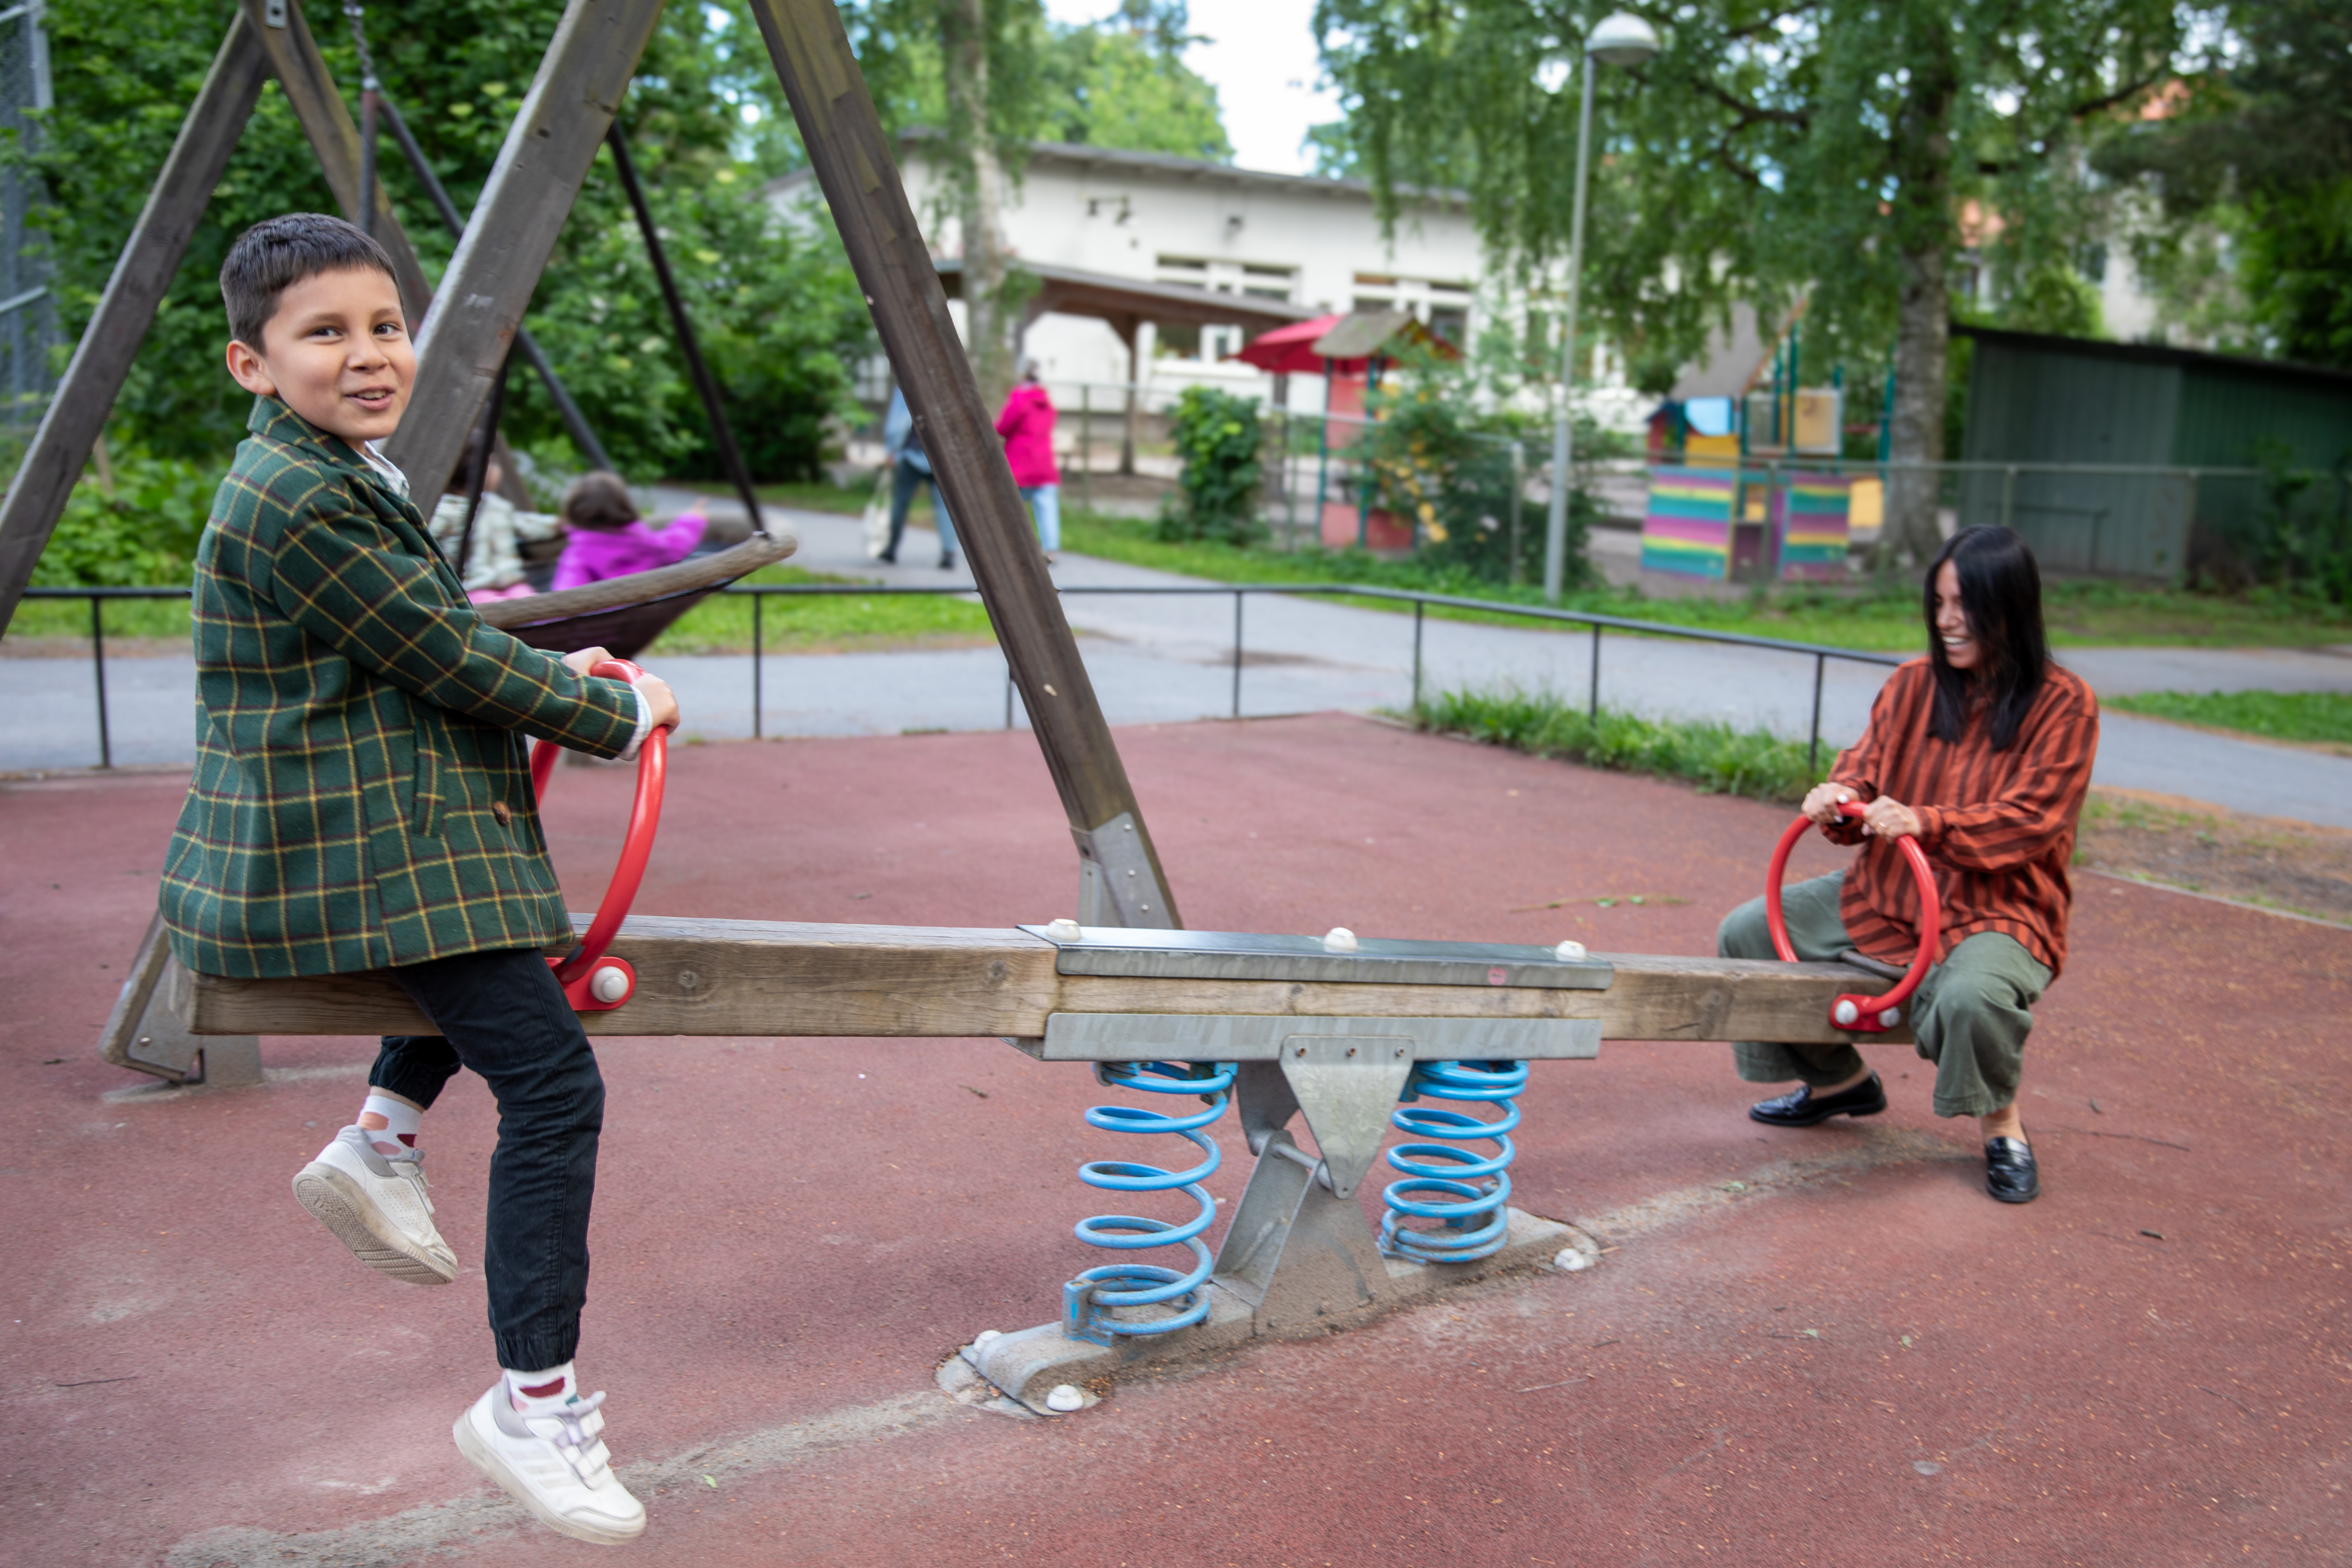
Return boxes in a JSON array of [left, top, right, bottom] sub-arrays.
[[454, 1383, 648, 1545], [290, 1125, 458, 1286]]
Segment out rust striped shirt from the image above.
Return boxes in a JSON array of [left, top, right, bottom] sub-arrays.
[[1825, 658, 2098, 978]]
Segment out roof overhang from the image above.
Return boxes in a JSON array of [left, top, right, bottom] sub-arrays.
[[935, 257, 1321, 337]]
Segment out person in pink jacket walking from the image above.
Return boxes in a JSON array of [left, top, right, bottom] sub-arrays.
[[550, 470, 710, 591], [994, 360, 1060, 563]]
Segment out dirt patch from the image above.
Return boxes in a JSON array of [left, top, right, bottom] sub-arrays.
[[2076, 786, 2352, 926]]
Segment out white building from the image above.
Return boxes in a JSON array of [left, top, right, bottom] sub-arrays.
[[770, 135, 1638, 420]]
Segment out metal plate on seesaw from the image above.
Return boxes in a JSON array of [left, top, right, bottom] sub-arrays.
[[1035, 1013, 1604, 1061], [1018, 925, 1615, 990]]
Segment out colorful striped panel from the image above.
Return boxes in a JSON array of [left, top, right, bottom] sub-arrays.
[[1644, 469, 1734, 578], [1771, 472, 1851, 581]]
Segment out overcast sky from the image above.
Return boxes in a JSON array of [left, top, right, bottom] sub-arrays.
[[1041, 0, 1342, 176]]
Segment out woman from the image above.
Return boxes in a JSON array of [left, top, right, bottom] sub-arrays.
[[1716, 525, 2098, 1204], [995, 359, 1061, 563]]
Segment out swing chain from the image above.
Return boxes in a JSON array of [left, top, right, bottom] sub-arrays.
[[342, 2, 380, 91]]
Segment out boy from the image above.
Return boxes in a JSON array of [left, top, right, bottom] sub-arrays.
[[161, 213, 677, 1546]]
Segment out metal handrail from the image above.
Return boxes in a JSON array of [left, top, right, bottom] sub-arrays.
[[18, 580, 1906, 773]]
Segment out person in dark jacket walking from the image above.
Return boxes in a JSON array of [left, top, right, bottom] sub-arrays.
[[882, 385, 958, 568]]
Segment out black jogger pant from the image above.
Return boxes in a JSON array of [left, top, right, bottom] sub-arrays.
[[369, 947, 604, 1371]]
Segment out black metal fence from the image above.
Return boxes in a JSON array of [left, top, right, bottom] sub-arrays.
[[18, 582, 1904, 773]]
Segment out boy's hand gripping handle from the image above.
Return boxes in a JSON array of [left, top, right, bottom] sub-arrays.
[[1765, 800, 1939, 1033], [527, 658, 668, 1012]]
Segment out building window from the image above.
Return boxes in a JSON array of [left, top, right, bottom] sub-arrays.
[[1154, 322, 1202, 360], [1428, 305, 1468, 345]]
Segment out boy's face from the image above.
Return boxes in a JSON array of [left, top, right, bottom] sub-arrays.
[[224, 266, 414, 445]]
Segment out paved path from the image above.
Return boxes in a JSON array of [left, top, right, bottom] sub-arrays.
[[9, 499, 2352, 824]]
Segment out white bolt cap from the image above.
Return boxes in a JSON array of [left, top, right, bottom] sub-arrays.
[[973, 1329, 1001, 1344], [1045, 918, 1082, 941], [1880, 1008, 1902, 1030], [1043, 1384, 1086, 1413], [1553, 940, 1587, 961], [1553, 1247, 1593, 1272], [1833, 999, 1859, 1027], [1322, 927, 1358, 953], [589, 964, 630, 1004]]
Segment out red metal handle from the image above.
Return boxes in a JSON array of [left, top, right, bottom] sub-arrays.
[[1765, 799, 1941, 1034], [528, 658, 667, 1012]]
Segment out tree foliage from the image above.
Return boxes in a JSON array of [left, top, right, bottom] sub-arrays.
[[2094, 2, 2352, 368], [24, 0, 872, 485], [1311, 0, 2184, 560]]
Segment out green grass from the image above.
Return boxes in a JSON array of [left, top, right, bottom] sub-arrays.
[[1, 567, 994, 658], [4, 592, 192, 648], [1061, 509, 2352, 652], [2103, 689, 2352, 750], [657, 478, 888, 516], [646, 563, 994, 656], [1412, 686, 1822, 804]]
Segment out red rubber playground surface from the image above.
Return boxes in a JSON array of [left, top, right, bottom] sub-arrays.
[[4, 712, 2348, 1568]]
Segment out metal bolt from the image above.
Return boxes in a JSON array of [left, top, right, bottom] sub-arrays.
[[1295, 1046, 1306, 1057], [1394, 1047, 1405, 1058], [1345, 1046, 1357, 1057]]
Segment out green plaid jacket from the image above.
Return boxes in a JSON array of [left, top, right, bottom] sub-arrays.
[[161, 397, 640, 978]]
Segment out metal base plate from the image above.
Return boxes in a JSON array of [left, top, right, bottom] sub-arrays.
[[937, 1208, 1596, 1416]]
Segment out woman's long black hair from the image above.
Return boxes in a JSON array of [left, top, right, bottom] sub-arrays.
[[1926, 525, 2049, 750]]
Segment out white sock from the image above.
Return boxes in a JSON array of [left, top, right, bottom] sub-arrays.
[[504, 1362, 579, 1415], [359, 1093, 421, 1151]]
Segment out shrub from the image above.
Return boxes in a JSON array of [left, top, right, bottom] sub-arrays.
[[1158, 385, 1264, 544], [29, 446, 222, 587], [1414, 685, 1818, 804]]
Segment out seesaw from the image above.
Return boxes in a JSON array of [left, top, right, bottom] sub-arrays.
[[115, 676, 1938, 1416], [53, 0, 1939, 1415]]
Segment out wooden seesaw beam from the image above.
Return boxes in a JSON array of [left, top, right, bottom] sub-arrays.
[[170, 916, 1912, 1047]]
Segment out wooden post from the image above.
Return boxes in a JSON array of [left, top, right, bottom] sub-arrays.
[[746, 0, 1181, 928], [1113, 314, 1140, 476], [0, 16, 270, 634], [241, 0, 435, 325], [383, 0, 669, 516]]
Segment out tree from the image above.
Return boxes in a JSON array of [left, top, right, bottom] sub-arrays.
[[22, 0, 870, 486], [2094, 2, 2352, 369], [1313, 0, 2186, 564], [846, 0, 1231, 406], [1037, 2, 1232, 162]]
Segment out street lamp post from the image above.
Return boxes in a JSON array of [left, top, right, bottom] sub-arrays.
[[1543, 11, 1660, 603]]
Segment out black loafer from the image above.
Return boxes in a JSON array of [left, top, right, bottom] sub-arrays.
[[1985, 1137, 2039, 1204], [1749, 1072, 1887, 1128]]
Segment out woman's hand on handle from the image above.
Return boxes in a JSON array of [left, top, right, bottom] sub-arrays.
[[1802, 781, 1857, 826], [1860, 796, 1923, 839]]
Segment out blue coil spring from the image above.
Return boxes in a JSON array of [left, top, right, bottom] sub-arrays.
[[1063, 1059, 1236, 1346], [1379, 1058, 1528, 1263]]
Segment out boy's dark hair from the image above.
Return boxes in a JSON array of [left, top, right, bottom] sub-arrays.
[[220, 213, 399, 350], [1925, 524, 2049, 752], [561, 471, 640, 532]]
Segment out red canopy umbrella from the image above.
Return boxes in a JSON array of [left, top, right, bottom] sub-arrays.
[[1229, 314, 1346, 374]]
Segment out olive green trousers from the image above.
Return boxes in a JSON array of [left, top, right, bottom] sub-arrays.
[[1717, 871, 2051, 1119]]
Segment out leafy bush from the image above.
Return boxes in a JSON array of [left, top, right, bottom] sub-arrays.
[[1414, 685, 1818, 804], [1360, 353, 1595, 587], [21, 0, 871, 486], [1158, 385, 1264, 543], [29, 447, 223, 587]]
